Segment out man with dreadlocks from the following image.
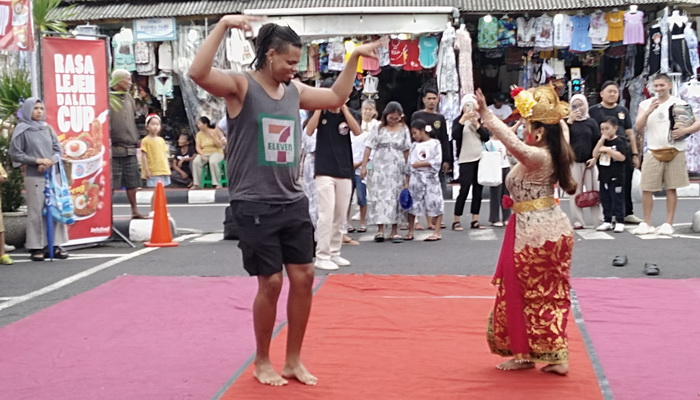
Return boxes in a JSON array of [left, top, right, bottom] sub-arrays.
[[189, 15, 385, 387]]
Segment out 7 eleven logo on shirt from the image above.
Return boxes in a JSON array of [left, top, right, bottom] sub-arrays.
[[258, 114, 298, 167]]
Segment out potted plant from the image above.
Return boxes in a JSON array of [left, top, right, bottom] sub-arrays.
[[0, 70, 32, 247]]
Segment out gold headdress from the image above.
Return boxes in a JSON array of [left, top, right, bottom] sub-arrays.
[[510, 85, 569, 125]]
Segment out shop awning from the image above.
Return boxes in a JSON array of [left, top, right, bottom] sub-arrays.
[[53, 0, 700, 23]]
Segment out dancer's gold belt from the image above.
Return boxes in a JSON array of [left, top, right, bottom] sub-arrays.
[[512, 197, 557, 213]]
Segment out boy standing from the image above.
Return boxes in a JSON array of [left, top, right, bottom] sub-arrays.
[[593, 117, 628, 232]]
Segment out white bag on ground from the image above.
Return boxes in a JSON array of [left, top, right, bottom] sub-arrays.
[[631, 168, 642, 203], [477, 151, 502, 187]]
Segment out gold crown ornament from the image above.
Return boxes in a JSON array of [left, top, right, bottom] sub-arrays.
[[510, 85, 569, 125]]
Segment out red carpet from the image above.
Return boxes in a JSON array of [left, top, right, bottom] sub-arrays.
[[221, 275, 603, 400], [574, 278, 700, 400], [0, 275, 295, 400]]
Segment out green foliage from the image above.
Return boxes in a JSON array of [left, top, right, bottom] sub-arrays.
[[0, 135, 24, 212], [33, 0, 76, 34], [0, 71, 31, 212], [0, 70, 31, 122]]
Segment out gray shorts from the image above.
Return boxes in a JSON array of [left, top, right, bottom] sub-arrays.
[[112, 155, 142, 189]]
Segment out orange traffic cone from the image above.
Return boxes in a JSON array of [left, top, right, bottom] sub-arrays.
[[144, 182, 179, 247]]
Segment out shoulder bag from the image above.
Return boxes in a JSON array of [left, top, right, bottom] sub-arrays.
[[574, 167, 600, 208]]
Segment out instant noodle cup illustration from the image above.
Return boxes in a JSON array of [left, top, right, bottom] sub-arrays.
[[65, 145, 104, 180], [69, 170, 104, 220]]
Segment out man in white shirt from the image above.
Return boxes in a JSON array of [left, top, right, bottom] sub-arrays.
[[487, 94, 513, 121], [633, 73, 700, 235]]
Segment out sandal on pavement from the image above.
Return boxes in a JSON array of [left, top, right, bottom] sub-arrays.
[[391, 235, 404, 243], [374, 233, 385, 243], [451, 221, 464, 231], [470, 220, 484, 229], [347, 226, 356, 233], [644, 263, 660, 276], [44, 247, 69, 260], [357, 226, 367, 233], [612, 255, 628, 267], [424, 235, 441, 242], [0, 254, 13, 265], [403, 234, 414, 241], [30, 251, 44, 262]]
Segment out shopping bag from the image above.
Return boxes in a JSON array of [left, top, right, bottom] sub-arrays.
[[43, 161, 75, 225], [477, 150, 503, 187], [631, 168, 643, 203]]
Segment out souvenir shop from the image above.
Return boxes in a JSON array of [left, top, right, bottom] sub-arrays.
[[463, 5, 700, 174]]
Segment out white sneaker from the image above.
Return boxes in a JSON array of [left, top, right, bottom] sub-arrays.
[[624, 214, 644, 224], [632, 222, 654, 235], [614, 223, 625, 233], [314, 258, 339, 271], [657, 223, 674, 236], [4, 243, 15, 252], [330, 255, 351, 266], [596, 222, 613, 231]]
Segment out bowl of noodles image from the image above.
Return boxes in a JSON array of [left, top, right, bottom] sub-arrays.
[[63, 115, 106, 180], [70, 170, 106, 221], [64, 144, 105, 180]]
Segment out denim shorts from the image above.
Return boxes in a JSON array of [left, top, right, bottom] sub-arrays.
[[352, 174, 367, 206], [146, 175, 171, 188]]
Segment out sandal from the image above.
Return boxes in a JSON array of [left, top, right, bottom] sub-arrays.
[[357, 226, 367, 233], [44, 247, 69, 260], [424, 235, 441, 242], [451, 221, 464, 231], [391, 235, 404, 243], [403, 234, 414, 241], [374, 233, 385, 243], [0, 254, 13, 265], [347, 226, 356, 233], [30, 250, 45, 262], [470, 220, 484, 229], [644, 263, 660, 276], [612, 255, 628, 267]]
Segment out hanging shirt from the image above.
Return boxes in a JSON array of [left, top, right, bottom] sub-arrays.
[[589, 11, 609, 46], [606, 11, 625, 42], [389, 39, 408, 67], [570, 15, 593, 52], [553, 14, 572, 48], [377, 40, 390, 67], [158, 42, 173, 71], [623, 11, 645, 45], [418, 36, 439, 69], [497, 17, 517, 47], [318, 43, 329, 73], [297, 44, 308, 72], [478, 17, 499, 49], [403, 39, 422, 71], [516, 17, 536, 47], [363, 75, 378, 94], [113, 29, 136, 71], [362, 48, 381, 73], [307, 44, 319, 74], [327, 41, 346, 71], [135, 42, 156, 76], [533, 14, 554, 51]]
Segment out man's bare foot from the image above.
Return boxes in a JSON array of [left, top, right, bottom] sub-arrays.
[[131, 212, 148, 219], [496, 359, 535, 371], [281, 362, 318, 385], [541, 363, 569, 376], [253, 363, 288, 386]]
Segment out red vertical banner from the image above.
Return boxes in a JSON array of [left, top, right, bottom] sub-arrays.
[[0, 0, 34, 51], [42, 37, 112, 245]]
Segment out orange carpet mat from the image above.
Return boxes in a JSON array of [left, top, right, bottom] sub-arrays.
[[219, 275, 602, 400]]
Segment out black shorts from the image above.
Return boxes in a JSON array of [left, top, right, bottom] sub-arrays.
[[231, 197, 315, 276]]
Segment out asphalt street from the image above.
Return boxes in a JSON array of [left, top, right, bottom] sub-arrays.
[[1, 197, 699, 328]]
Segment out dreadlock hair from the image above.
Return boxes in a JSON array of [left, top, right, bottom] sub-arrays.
[[252, 23, 302, 71], [530, 121, 577, 195]]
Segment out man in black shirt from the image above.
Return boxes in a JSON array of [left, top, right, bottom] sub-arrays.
[[588, 81, 643, 224], [411, 87, 453, 196], [305, 89, 362, 271]]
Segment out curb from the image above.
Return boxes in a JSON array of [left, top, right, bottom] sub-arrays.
[[112, 215, 178, 242], [113, 189, 230, 205]]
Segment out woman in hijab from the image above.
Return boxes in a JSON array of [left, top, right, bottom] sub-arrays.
[[565, 94, 602, 229], [10, 98, 70, 261]]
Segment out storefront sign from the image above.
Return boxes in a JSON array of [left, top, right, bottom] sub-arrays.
[[42, 37, 112, 245], [133, 18, 177, 41], [0, 0, 34, 51]]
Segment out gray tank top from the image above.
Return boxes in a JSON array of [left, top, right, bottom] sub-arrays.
[[226, 72, 304, 204]]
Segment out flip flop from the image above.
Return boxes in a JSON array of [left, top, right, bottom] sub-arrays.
[[403, 234, 414, 241], [644, 263, 660, 276], [374, 233, 385, 243], [424, 235, 441, 242], [612, 255, 628, 267], [391, 235, 404, 243], [347, 226, 356, 233], [357, 226, 367, 233]]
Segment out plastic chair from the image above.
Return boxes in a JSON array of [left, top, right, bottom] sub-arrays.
[[201, 163, 213, 188], [218, 160, 227, 187]]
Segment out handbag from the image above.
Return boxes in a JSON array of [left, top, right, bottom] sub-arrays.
[[43, 160, 75, 225], [668, 103, 695, 142], [477, 143, 503, 187], [574, 168, 600, 208]]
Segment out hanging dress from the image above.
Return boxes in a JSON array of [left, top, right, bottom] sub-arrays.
[[569, 15, 593, 52], [533, 14, 554, 52], [623, 11, 645, 45], [552, 14, 572, 49], [606, 11, 625, 42], [455, 27, 474, 96], [437, 25, 459, 93], [588, 11, 609, 47], [419, 36, 439, 69]]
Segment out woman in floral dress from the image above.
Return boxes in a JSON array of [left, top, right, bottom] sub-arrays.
[[361, 101, 411, 243], [475, 86, 577, 376]]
